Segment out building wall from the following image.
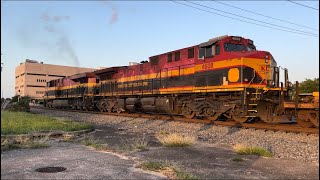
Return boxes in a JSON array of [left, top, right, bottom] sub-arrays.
[[15, 60, 96, 100]]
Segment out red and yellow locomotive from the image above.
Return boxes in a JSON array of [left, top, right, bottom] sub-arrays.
[[44, 35, 319, 128]]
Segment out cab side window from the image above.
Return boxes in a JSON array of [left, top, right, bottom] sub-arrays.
[[174, 51, 180, 61], [188, 48, 194, 59], [167, 53, 172, 62], [215, 44, 220, 55], [205, 46, 213, 58], [198, 47, 205, 59]]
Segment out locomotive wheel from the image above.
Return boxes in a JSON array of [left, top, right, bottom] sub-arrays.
[[97, 104, 104, 112], [101, 102, 108, 112], [207, 113, 220, 121], [231, 108, 248, 123], [297, 110, 315, 128], [116, 107, 125, 114], [182, 106, 196, 119], [309, 111, 319, 128]]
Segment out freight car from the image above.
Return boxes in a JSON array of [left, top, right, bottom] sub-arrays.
[[43, 35, 319, 128]]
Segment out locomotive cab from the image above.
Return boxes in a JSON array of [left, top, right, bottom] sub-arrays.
[[195, 35, 279, 89]]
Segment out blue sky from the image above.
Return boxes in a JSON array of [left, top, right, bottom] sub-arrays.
[[1, 1, 319, 98]]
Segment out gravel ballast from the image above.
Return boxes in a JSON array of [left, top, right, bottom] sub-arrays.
[[31, 108, 319, 162]]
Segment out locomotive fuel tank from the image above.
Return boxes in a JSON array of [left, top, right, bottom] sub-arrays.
[[140, 97, 173, 113], [52, 100, 69, 108]]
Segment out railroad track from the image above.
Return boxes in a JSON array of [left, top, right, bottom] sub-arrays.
[[31, 106, 319, 135]]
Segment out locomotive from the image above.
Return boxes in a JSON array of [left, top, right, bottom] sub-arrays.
[[44, 35, 319, 128]]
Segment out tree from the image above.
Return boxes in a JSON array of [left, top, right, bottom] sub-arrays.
[[299, 78, 319, 93]]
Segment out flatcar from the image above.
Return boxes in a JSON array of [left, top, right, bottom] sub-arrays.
[[44, 35, 319, 128]]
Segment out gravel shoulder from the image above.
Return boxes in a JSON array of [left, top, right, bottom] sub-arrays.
[[3, 108, 317, 180]]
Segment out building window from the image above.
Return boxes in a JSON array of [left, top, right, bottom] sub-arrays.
[[188, 48, 194, 59], [174, 51, 180, 61], [27, 85, 46, 87], [48, 75, 66, 77], [167, 53, 172, 62], [27, 73, 46, 76]]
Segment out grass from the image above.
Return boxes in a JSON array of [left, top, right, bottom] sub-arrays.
[[1, 111, 93, 135], [157, 134, 196, 147], [80, 136, 108, 151], [119, 137, 149, 152], [138, 161, 199, 180], [233, 144, 273, 157]]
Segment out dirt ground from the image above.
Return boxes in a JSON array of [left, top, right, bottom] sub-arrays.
[[88, 124, 319, 179]]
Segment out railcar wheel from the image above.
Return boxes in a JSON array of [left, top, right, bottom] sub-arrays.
[[182, 106, 196, 119], [297, 110, 315, 128]]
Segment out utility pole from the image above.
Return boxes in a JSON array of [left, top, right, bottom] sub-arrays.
[[1, 53, 3, 98], [1, 53, 3, 72]]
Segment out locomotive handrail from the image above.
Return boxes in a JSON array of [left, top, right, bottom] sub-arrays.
[[246, 70, 256, 88], [255, 69, 268, 98]]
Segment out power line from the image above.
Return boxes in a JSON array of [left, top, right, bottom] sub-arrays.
[[185, 0, 318, 36], [287, 0, 319, 11], [171, 1, 318, 37], [211, 0, 318, 31]]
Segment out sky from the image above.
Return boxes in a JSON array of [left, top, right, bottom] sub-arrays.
[[1, 1, 319, 98]]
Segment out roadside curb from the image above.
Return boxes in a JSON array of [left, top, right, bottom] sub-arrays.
[[1, 128, 94, 139]]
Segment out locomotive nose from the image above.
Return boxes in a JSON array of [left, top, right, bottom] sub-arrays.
[[241, 50, 271, 60]]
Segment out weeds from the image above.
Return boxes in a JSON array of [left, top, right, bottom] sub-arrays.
[[233, 144, 273, 157], [139, 161, 169, 171], [80, 136, 108, 151], [62, 133, 75, 142], [1, 135, 50, 151], [174, 168, 199, 180], [231, 157, 243, 162], [157, 134, 195, 147], [119, 137, 149, 152], [157, 130, 168, 135], [138, 161, 199, 180]]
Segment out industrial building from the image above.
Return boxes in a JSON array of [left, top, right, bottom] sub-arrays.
[[15, 59, 96, 100]]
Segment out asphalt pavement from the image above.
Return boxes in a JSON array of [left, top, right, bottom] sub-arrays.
[[1, 141, 167, 179]]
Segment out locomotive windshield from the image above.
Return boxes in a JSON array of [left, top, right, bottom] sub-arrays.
[[224, 43, 256, 52]]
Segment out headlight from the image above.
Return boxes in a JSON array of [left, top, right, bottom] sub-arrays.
[[269, 80, 274, 86]]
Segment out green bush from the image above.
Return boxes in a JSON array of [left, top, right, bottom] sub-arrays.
[[11, 95, 19, 103], [8, 96, 30, 112], [298, 78, 319, 93]]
